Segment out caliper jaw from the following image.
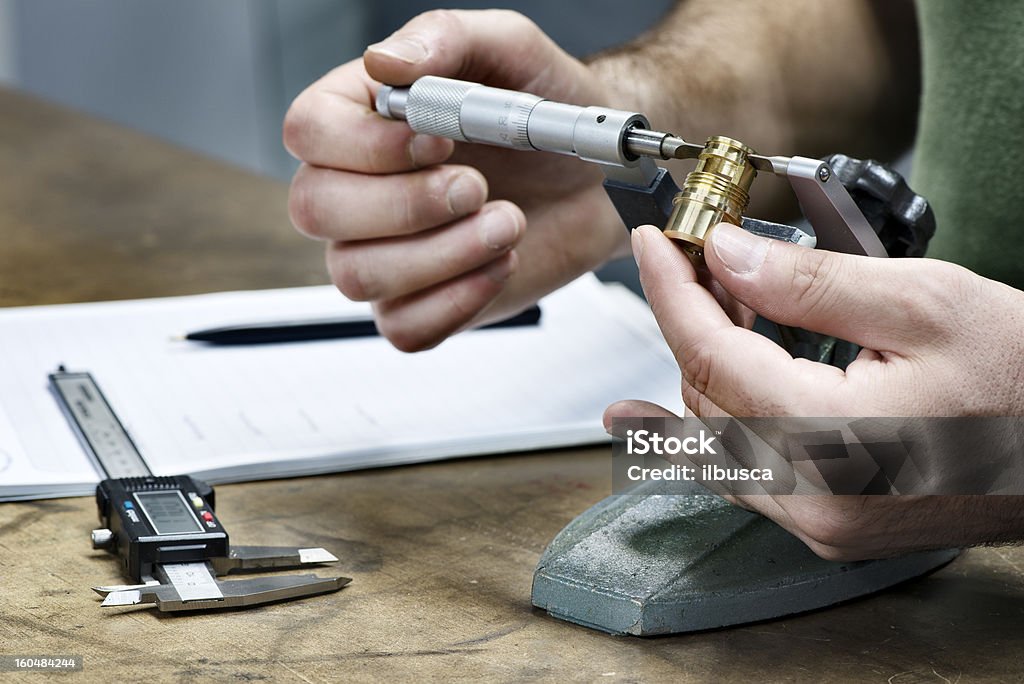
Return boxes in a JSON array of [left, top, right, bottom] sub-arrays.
[[94, 547, 348, 613], [210, 545, 340, 575], [97, 569, 350, 612]]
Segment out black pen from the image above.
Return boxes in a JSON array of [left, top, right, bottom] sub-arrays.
[[179, 305, 542, 345]]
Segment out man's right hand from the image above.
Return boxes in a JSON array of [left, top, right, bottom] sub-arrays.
[[283, 10, 629, 351]]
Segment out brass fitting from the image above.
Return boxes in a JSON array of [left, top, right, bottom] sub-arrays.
[[663, 136, 756, 258]]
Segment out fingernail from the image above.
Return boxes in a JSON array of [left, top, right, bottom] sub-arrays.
[[484, 252, 517, 283], [631, 226, 648, 266], [479, 208, 521, 250], [366, 36, 428, 64], [710, 223, 769, 273], [446, 174, 486, 216]]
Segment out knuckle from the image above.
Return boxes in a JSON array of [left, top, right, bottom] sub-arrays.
[[336, 272, 369, 301], [282, 91, 313, 159], [495, 9, 539, 36], [442, 281, 477, 323], [789, 249, 840, 319], [880, 260, 978, 341], [918, 259, 980, 309], [681, 379, 714, 418], [375, 315, 435, 353], [287, 168, 322, 238], [413, 8, 463, 39], [328, 247, 371, 301], [678, 340, 716, 397], [433, 231, 464, 278], [391, 175, 424, 234], [803, 539, 857, 563], [680, 381, 700, 412], [358, 123, 401, 174], [288, 86, 389, 172], [797, 514, 850, 550], [396, 167, 454, 231], [383, 329, 425, 353], [790, 501, 864, 552]]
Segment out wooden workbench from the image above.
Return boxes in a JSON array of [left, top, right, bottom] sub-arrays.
[[1, 88, 1023, 683]]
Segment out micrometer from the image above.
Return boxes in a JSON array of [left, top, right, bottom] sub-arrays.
[[376, 76, 935, 365]]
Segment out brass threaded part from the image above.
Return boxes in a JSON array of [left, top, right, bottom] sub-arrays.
[[663, 136, 756, 257], [704, 135, 755, 158], [676, 171, 750, 218]]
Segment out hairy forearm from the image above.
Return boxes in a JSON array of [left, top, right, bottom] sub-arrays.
[[592, 0, 919, 155], [590, 0, 920, 215]]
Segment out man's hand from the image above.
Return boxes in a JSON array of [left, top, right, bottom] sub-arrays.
[[606, 224, 1024, 560], [283, 10, 628, 351]]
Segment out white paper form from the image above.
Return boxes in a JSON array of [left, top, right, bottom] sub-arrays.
[[0, 275, 682, 500]]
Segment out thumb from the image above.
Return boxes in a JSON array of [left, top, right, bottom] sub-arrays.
[[704, 223, 942, 353], [364, 9, 588, 95]]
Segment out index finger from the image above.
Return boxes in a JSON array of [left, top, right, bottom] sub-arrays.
[[633, 226, 845, 417], [282, 59, 454, 173]]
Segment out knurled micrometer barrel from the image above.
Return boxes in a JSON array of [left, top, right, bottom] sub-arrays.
[[376, 76, 650, 169]]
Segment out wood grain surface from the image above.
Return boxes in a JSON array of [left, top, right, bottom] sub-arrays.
[[1, 88, 1023, 683]]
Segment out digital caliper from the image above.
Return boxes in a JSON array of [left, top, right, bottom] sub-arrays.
[[50, 368, 350, 613]]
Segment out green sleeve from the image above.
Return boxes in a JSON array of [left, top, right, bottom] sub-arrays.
[[912, 0, 1024, 288]]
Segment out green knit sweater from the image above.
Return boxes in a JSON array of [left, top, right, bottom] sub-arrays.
[[913, 1, 1024, 288]]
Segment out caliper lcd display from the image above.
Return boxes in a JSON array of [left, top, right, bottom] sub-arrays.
[[134, 491, 203, 535]]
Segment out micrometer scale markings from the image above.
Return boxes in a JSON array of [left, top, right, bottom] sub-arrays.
[[515, 101, 532, 142]]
